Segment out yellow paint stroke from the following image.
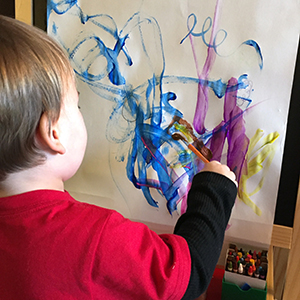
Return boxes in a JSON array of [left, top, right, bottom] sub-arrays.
[[173, 123, 194, 143], [238, 129, 279, 216]]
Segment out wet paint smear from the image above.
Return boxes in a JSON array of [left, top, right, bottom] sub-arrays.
[[48, 0, 276, 216]]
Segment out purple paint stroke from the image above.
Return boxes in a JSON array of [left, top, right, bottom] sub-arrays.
[[192, 0, 222, 134], [189, 0, 249, 183], [225, 78, 249, 182], [208, 77, 249, 182]]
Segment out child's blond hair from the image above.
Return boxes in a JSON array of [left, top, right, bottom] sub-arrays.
[[0, 15, 74, 181]]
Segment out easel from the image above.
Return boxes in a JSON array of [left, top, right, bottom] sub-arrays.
[[269, 33, 300, 299], [14, 2, 300, 299], [267, 181, 300, 300], [281, 182, 300, 300]]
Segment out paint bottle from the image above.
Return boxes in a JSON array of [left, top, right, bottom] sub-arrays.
[[252, 264, 256, 274], [229, 243, 237, 252], [261, 250, 268, 257], [242, 261, 247, 275], [238, 262, 243, 274], [244, 263, 251, 275], [259, 267, 266, 280], [227, 261, 233, 272], [261, 256, 268, 264], [260, 262, 268, 277], [226, 255, 233, 270], [253, 250, 257, 260], [233, 260, 238, 273], [258, 259, 261, 267], [248, 266, 254, 277]]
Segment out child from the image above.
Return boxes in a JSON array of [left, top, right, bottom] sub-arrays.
[[0, 15, 237, 300]]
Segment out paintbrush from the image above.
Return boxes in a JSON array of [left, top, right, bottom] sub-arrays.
[[171, 131, 210, 164], [167, 116, 212, 163], [166, 117, 212, 164]]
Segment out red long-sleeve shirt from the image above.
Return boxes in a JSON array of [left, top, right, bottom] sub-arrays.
[[0, 172, 236, 299]]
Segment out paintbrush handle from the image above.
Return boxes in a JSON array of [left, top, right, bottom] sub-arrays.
[[187, 144, 209, 164]]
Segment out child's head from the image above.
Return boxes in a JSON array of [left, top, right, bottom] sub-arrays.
[[0, 15, 77, 182]]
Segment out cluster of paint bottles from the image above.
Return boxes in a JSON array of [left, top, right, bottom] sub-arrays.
[[226, 244, 268, 280]]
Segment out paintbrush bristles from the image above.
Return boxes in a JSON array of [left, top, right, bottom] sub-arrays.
[[171, 132, 188, 142], [171, 132, 209, 164]]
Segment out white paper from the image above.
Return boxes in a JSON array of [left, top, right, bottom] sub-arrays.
[[48, 0, 300, 245]]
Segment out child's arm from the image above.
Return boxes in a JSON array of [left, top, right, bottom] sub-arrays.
[[174, 160, 237, 299], [201, 160, 237, 185]]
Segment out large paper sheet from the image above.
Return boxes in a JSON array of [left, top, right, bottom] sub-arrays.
[[48, 0, 300, 246]]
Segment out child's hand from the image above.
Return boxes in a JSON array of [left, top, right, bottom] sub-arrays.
[[201, 161, 238, 186]]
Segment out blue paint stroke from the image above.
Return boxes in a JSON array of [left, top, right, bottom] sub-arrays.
[[181, 13, 263, 70], [47, 0, 78, 21], [48, 0, 263, 214]]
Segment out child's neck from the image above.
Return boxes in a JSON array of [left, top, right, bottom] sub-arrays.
[[0, 166, 65, 197]]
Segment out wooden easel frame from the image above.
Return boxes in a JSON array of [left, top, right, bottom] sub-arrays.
[[15, 0, 32, 25], [266, 181, 300, 300], [283, 186, 300, 299], [273, 181, 300, 300]]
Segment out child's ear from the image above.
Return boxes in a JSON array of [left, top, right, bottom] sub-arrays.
[[36, 112, 66, 155]]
